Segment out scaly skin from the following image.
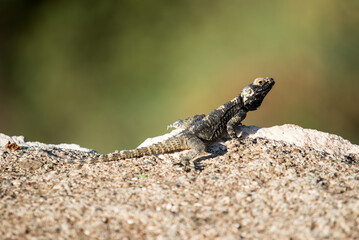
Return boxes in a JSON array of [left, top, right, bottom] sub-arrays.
[[65, 77, 275, 164]]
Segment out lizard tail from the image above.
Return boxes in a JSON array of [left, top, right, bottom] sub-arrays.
[[62, 135, 191, 164]]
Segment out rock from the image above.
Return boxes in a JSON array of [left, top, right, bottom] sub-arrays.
[[1, 125, 359, 239], [0, 133, 95, 153], [18, 159, 43, 170], [237, 124, 359, 156], [1, 124, 358, 157], [0, 134, 27, 147]]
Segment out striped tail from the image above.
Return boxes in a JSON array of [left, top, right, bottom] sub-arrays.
[[62, 135, 191, 164]]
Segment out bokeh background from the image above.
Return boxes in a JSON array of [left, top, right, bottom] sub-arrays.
[[1, 1, 358, 153]]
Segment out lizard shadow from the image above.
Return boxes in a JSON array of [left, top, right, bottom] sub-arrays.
[[192, 125, 262, 171], [192, 140, 229, 171]]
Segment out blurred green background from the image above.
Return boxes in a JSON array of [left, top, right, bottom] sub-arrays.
[[1, 0, 358, 153]]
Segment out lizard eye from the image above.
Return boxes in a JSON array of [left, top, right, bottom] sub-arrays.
[[254, 78, 264, 85]]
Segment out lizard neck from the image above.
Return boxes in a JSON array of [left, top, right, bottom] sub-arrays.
[[237, 96, 248, 112]]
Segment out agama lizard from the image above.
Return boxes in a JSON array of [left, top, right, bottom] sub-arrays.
[[64, 77, 274, 165]]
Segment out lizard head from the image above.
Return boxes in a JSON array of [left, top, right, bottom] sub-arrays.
[[241, 77, 275, 111]]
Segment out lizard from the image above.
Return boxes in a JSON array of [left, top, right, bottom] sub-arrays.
[[63, 77, 275, 165]]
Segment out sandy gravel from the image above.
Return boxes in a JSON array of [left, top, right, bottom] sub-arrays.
[[1, 137, 359, 239]]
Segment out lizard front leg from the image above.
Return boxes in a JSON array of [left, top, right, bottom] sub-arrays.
[[226, 110, 247, 139]]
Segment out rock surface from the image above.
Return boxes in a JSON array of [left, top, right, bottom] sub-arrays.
[[238, 124, 359, 156], [1, 124, 358, 239], [0, 133, 95, 153]]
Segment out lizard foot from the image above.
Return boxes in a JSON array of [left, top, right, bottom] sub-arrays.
[[173, 158, 192, 172], [173, 150, 207, 172]]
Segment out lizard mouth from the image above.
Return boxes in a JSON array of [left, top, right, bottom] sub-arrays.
[[259, 78, 275, 94], [263, 77, 275, 87]]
